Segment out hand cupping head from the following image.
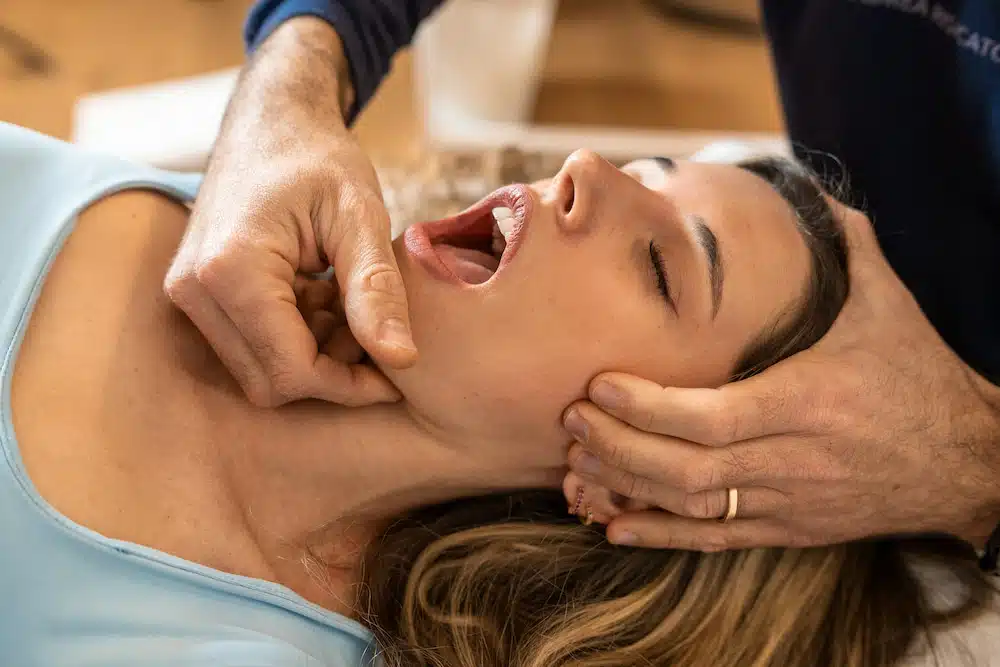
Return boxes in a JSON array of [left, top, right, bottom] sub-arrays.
[[383, 150, 848, 464]]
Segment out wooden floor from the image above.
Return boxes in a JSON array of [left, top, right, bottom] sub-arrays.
[[0, 0, 783, 165]]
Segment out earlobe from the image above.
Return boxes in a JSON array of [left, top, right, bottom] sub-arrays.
[[563, 471, 629, 526]]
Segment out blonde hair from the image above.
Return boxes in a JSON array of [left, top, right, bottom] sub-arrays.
[[360, 492, 991, 667]]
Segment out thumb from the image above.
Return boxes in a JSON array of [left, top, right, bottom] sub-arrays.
[[333, 202, 418, 369]]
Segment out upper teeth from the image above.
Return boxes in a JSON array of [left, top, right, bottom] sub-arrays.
[[492, 207, 515, 241]]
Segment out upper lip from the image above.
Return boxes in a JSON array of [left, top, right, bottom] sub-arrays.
[[403, 184, 534, 286]]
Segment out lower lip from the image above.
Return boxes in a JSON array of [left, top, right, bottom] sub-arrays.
[[403, 184, 534, 287]]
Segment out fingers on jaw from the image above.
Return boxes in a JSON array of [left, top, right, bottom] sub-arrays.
[[648, 487, 788, 521], [587, 373, 643, 417], [310, 355, 401, 406], [564, 407, 738, 497], [566, 444, 787, 522], [567, 441, 661, 510], [564, 401, 664, 473], [587, 371, 786, 449], [587, 375, 714, 446], [587, 373, 686, 438], [345, 262, 417, 366]]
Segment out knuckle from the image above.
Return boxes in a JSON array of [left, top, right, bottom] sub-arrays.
[[604, 441, 631, 471], [239, 373, 283, 409], [567, 442, 590, 469], [337, 190, 390, 235], [618, 471, 650, 501], [700, 532, 730, 553], [681, 493, 711, 519], [641, 525, 677, 550], [163, 262, 202, 307], [265, 368, 308, 405], [335, 392, 374, 408], [357, 263, 405, 301], [678, 461, 716, 494], [193, 253, 236, 294], [682, 492, 721, 520], [245, 387, 280, 409]]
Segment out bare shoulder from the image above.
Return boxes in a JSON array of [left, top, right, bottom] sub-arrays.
[[10, 189, 262, 574]]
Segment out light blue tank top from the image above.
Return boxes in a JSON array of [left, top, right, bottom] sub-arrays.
[[0, 123, 376, 667]]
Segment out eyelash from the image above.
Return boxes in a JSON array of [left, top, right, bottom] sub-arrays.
[[648, 241, 673, 307]]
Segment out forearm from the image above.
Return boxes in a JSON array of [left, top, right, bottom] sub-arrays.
[[244, 0, 446, 123], [214, 17, 352, 163]]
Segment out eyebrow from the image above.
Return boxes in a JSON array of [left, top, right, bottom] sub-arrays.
[[650, 156, 724, 318], [691, 215, 724, 318]]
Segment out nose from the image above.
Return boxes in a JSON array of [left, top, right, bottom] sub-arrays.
[[551, 149, 621, 235]]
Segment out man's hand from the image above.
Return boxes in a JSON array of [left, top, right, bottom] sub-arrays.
[[564, 200, 1000, 551], [165, 17, 415, 408]]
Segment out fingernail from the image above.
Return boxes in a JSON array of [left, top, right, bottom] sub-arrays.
[[612, 531, 638, 546], [378, 318, 416, 352], [591, 381, 626, 410], [563, 409, 589, 442], [574, 452, 600, 476]]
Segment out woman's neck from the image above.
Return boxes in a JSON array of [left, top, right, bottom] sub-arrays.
[[210, 395, 566, 610], [13, 187, 564, 616]]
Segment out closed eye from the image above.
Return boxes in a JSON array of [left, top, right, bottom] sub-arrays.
[[649, 241, 676, 313]]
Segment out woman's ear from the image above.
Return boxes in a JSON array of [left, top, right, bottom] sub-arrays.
[[563, 472, 652, 526]]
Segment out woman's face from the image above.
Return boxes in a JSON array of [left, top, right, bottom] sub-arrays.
[[385, 150, 812, 460]]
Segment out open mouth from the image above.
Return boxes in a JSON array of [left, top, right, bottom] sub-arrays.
[[403, 184, 533, 286]]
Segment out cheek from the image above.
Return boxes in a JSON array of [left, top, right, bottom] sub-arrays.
[[388, 255, 657, 438], [476, 257, 673, 411], [386, 235, 729, 439]]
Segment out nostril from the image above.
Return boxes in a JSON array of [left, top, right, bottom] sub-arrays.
[[561, 174, 575, 216]]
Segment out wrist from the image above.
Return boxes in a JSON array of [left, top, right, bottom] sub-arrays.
[[232, 15, 355, 145], [267, 16, 356, 120], [957, 372, 1000, 548]]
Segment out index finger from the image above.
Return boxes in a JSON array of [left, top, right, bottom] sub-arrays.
[[587, 370, 806, 446], [209, 246, 401, 406]]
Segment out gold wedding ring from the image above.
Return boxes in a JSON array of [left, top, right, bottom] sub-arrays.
[[721, 488, 739, 523]]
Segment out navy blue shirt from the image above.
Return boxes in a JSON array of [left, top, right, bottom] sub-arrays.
[[246, 0, 1000, 383]]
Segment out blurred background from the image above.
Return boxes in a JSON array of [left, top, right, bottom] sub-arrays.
[[0, 0, 783, 169]]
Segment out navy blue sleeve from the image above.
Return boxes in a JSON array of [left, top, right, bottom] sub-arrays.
[[244, 0, 445, 124]]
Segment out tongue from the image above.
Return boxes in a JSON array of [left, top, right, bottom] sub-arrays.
[[435, 243, 499, 284]]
